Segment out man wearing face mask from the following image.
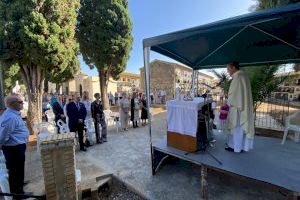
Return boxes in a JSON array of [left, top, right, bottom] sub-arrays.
[[0, 95, 30, 195], [226, 62, 255, 153]]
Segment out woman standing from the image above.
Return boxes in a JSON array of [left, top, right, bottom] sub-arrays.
[[140, 94, 148, 126], [82, 91, 92, 120], [119, 93, 130, 131], [130, 92, 140, 128]]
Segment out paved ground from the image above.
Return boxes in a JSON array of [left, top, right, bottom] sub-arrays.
[[24, 109, 290, 200]]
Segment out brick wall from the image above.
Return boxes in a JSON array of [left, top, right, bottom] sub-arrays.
[[40, 133, 78, 200]]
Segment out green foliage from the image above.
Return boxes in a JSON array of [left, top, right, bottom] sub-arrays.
[[0, 0, 80, 84], [244, 66, 286, 110], [3, 64, 20, 94], [255, 0, 300, 10], [76, 0, 133, 79], [210, 69, 231, 95]]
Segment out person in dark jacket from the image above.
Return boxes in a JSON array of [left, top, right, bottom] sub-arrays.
[[140, 94, 148, 126], [130, 92, 139, 128], [91, 93, 107, 143], [66, 94, 87, 151], [52, 95, 66, 133]]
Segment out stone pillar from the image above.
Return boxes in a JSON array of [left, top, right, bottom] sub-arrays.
[[40, 133, 79, 200]]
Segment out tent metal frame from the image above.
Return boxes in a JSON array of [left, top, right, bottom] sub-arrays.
[[142, 3, 300, 199]]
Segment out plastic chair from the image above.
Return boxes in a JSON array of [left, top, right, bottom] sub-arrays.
[[281, 110, 300, 144], [34, 122, 56, 153], [44, 110, 56, 125], [84, 118, 95, 143], [57, 119, 70, 134], [103, 110, 113, 126], [0, 151, 12, 200], [111, 113, 121, 133]]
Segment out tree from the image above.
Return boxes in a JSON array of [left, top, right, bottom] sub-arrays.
[[255, 0, 300, 10], [3, 64, 20, 94], [76, 0, 133, 109], [244, 65, 287, 111], [0, 0, 80, 134], [210, 70, 231, 96]]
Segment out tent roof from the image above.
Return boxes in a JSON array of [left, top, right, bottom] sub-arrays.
[[143, 3, 300, 69]]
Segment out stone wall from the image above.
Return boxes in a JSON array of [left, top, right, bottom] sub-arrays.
[[40, 133, 78, 200], [140, 60, 176, 101]]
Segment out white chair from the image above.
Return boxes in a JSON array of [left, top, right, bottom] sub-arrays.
[[103, 110, 114, 126], [34, 122, 56, 153], [0, 151, 12, 200], [45, 110, 56, 125], [281, 110, 300, 144], [111, 112, 121, 133], [84, 118, 96, 143], [57, 119, 70, 134]]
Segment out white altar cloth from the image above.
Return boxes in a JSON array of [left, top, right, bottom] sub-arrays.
[[166, 98, 206, 137]]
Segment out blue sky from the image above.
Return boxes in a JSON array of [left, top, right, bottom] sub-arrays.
[[80, 0, 255, 76]]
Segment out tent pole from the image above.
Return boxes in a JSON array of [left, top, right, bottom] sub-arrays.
[[143, 47, 154, 173], [196, 71, 199, 96], [192, 69, 196, 93]]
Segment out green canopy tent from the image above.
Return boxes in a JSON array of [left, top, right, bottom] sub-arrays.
[[143, 3, 300, 69], [142, 3, 300, 174]]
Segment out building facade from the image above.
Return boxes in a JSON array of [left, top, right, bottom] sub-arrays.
[[60, 71, 117, 100], [140, 60, 215, 102], [272, 71, 300, 101], [117, 72, 140, 93]]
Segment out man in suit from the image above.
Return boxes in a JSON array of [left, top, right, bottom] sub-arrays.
[[67, 94, 87, 151], [52, 95, 65, 133], [91, 93, 107, 143]]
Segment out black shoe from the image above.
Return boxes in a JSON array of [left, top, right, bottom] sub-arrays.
[[225, 147, 234, 152], [80, 148, 87, 151], [103, 138, 107, 142], [97, 140, 103, 144]]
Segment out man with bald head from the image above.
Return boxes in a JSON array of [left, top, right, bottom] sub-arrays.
[[0, 95, 29, 195]]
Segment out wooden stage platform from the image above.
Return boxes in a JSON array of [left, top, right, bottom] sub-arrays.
[[152, 133, 300, 199]]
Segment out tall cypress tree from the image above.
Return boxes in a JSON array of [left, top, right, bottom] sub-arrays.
[[0, 0, 80, 133], [76, 0, 133, 109]]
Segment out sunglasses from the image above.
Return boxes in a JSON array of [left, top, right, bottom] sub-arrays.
[[16, 101, 24, 104]]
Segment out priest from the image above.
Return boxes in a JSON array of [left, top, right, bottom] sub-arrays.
[[226, 62, 255, 153]]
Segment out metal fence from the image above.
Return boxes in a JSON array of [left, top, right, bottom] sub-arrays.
[[255, 97, 291, 131]]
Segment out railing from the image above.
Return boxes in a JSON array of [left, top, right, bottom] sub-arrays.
[[255, 97, 291, 131]]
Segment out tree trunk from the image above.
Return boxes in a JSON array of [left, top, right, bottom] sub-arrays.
[[99, 69, 109, 110], [20, 64, 44, 135]]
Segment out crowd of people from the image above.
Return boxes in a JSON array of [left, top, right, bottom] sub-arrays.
[[42, 91, 149, 148]]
